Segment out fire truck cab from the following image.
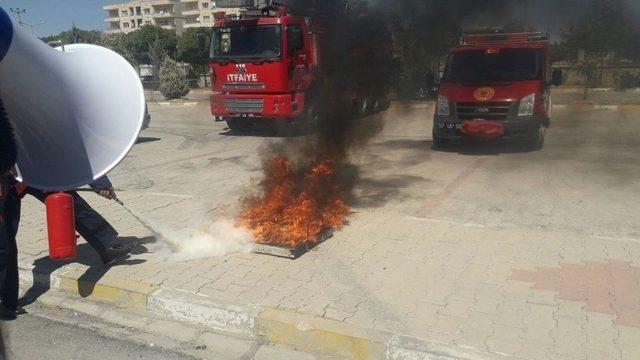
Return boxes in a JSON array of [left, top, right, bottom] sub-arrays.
[[209, 0, 388, 131], [433, 32, 563, 149]]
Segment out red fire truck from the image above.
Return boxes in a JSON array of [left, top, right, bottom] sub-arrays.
[[433, 32, 563, 149], [209, 0, 392, 131]]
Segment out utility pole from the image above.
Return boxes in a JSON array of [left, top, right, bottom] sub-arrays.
[[9, 7, 26, 27]]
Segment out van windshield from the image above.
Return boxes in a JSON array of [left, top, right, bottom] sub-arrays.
[[443, 48, 542, 83]]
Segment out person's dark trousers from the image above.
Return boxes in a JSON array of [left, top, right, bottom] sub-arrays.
[[25, 188, 118, 261], [0, 178, 20, 312]]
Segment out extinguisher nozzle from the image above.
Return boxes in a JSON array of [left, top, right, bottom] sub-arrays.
[[113, 197, 125, 206]]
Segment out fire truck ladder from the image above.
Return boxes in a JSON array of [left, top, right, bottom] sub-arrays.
[[216, 0, 365, 16]]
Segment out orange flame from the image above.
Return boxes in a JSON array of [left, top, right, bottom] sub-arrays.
[[239, 156, 349, 247]]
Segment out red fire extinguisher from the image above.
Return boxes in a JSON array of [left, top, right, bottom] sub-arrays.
[[45, 192, 77, 260]]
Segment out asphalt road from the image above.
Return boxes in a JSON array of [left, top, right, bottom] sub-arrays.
[[2, 305, 199, 360]]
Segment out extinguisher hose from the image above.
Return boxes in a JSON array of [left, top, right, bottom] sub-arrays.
[[74, 188, 125, 206]]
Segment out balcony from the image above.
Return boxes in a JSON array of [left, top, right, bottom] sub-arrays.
[[182, 9, 201, 15], [153, 10, 176, 18], [184, 23, 202, 28], [181, 0, 199, 2], [104, 16, 121, 22], [150, 0, 177, 5]]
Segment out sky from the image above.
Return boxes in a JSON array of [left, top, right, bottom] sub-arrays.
[[0, 0, 115, 37]]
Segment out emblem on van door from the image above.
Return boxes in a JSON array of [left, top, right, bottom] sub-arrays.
[[475, 108, 490, 114], [235, 63, 247, 73], [473, 87, 495, 101]]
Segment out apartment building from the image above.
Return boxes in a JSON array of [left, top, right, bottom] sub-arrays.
[[104, 0, 244, 34]]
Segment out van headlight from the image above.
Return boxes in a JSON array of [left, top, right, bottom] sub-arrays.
[[518, 93, 536, 116], [437, 95, 450, 116]]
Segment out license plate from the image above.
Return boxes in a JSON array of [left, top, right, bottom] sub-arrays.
[[231, 113, 260, 118], [440, 123, 461, 130]]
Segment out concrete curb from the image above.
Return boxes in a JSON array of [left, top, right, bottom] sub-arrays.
[[385, 335, 504, 360], [256, 307, 389, 359], [18, 262, 508, 359], [148, 288, 258, 336], [149, 101, 209, 107], [19, 262, 156, 309]]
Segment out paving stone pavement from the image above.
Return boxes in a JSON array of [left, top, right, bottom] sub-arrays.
[[15, 104, 640, 359]]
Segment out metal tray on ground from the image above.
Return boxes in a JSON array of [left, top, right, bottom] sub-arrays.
[[252, 231, 334, 259]]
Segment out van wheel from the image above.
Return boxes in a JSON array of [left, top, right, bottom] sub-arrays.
[[226, 118, 252, 132], [526, 122, 545, 151], [371, 98, 381, 114], [357, 97, 370, 117], [432, 133, 450, 150]]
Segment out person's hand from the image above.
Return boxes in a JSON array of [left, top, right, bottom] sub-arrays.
[[98, 186, 116, 200]]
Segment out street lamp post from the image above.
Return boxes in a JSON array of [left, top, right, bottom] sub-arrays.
[[9, 7, 27, 26], [24, 21, 46, 35]]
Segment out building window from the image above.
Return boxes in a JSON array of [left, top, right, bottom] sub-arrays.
[[121, 10, 128, 16], [144, 8, 151, 15], [203, 15, 211, 22], [202, 2, 209, 8], [123, 22, 129, 28], [145, 21, 152, 25]]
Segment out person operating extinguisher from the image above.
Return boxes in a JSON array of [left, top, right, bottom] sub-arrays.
[[0, 97, 24, 320]]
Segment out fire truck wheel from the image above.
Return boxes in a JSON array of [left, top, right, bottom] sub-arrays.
[[302, 92, 325, 127], [226, 118, 252, 132]]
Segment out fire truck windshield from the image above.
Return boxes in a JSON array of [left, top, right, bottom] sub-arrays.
[[210, 25, 282, 60], [443, 48, 542, 83]]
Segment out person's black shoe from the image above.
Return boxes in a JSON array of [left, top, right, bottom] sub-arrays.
[[100, 246, 130, 266], [0, 305, 26, 321]]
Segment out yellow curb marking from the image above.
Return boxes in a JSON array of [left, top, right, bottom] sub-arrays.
[[256, 308, 386, 360], [59, 274, 156, 309]]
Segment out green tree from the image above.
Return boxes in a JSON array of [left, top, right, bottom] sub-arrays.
[[575, 56, 599, 99], [128, 25, 177, 64], [159, 58, 190, 100], [390, 8, 460, 98], [561, 0, 636, 85], [41, 26, 102, 45], [101, 33, 136, 66], [177, 28, 211, 86], [550, 42, 572, 64], [148, 39, 168, 81]]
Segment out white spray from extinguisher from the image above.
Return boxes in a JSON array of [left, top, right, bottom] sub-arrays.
[[113, 197, 178, 251], [110, 197, 253, 259]]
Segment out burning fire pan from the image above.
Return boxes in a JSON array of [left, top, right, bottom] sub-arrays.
[[252, 230, 334, 259]]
